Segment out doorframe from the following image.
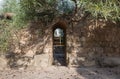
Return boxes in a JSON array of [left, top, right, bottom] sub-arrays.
[[52, 21, 67, 66]]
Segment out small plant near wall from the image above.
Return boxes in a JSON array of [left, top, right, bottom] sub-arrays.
[[77, 0, 120, 21], [0, 0, 27, 53]]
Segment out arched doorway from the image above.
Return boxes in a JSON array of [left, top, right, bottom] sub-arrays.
[[52, 23, 66, 66]]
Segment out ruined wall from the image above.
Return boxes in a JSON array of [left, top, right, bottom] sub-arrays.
[[0, 19, 120, 70], [0, 21, 53, 70], [67, 19, 120, 67]]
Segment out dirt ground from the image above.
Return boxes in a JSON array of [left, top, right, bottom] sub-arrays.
[[0, 66, 120, 79]]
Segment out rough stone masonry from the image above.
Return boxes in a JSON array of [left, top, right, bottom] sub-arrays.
[[0, 18, 120, 70]]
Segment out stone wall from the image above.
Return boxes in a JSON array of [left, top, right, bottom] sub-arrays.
[[67, 19, 120, 67], [0, 19, 120, 70], [0, 21, 53, 70]]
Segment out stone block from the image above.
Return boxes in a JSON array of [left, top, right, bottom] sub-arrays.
[[83, 60, 96, 67], [0, 57, 7, 70], [43, 47, 52, 54], [33, 54, 50, 68], [24, 50, 35, 57], [99, 57, 120, 67], [69, 56, 85, 66]]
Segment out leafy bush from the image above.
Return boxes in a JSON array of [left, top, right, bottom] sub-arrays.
[[0, 0, 27, 53], [78, 0, 120, 21]]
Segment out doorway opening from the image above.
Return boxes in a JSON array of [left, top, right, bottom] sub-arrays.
[[52, 24, 66, 66]]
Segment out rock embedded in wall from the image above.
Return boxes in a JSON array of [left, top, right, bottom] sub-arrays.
[[83, 60, 96, 67], [99, 57, 120, 67], [33, 54, 50, 69], [0, 56, 7, 70], [24, 50, 35, 58]]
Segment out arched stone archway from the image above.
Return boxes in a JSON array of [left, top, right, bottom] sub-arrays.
[[52, 22, 67, 66]]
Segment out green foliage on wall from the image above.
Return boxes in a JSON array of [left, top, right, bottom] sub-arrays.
[[78, 0, 120, 21], [0, 20, 11, 53], [0, 0, 27, 53], [0, 0, 120, 53]]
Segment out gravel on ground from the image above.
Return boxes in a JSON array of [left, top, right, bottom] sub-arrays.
[[0, 66, 120, 79]]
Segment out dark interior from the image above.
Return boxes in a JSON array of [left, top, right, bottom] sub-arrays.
[[52, 25, 66, 66]]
